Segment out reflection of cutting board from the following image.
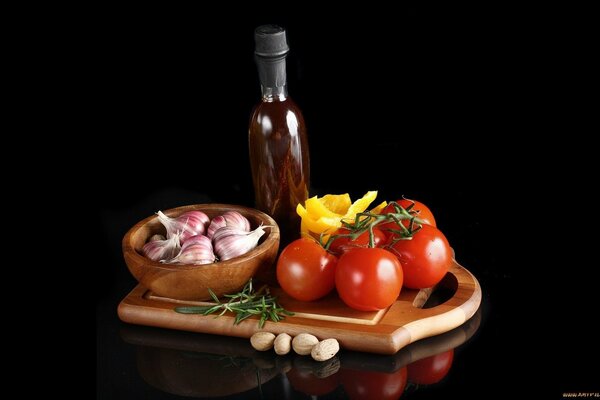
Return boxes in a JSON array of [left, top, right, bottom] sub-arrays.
[[118, 260, 481, 355]]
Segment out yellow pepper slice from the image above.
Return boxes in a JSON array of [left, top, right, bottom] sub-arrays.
[[296, 204, 341, 233], [297, 191, 379, 239], [319, 193, 352, 215], [342, 191, 378, 222], [305, 196, 342, 219]]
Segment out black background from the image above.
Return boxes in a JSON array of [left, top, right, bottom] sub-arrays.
[[96, 6, 597, 398]]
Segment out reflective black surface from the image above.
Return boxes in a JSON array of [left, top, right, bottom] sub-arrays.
[[116, 307, 481, 399]]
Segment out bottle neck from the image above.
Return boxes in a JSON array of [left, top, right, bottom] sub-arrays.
[[261, 85, 288, 102], [256, 56, 288, 102]]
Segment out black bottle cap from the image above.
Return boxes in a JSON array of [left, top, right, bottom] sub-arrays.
[[254, 24, 289, 58]]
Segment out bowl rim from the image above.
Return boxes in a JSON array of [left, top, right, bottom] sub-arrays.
[[122, 203, 280, 271]]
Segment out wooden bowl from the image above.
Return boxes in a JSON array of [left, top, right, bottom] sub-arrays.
[[122, 204, 280, 301]]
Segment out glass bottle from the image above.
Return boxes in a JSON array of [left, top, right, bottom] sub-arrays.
[[249, 25, 310, 247]]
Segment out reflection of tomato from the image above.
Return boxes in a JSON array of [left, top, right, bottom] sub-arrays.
[[286, 368, 339, 396], [335, 248, 403, 311], [340, 367, 407, 400], [328, 227, 386, 255], [379, 199, 437, 238], [277, 238, 338, 301], [407, 349, 454, 385], [388, 224, 451, 289]]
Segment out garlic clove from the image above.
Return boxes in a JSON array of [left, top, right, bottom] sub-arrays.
[[157, 210, 210, 243], [212, 226, 248, 242], [213, 225, 266, 261], [168, 242, 216, 265], [207, 215, 226, 239], [179, 211, 210, 236], [143, 232, 181, 262], [207, 211, 251, 239], [181, 234, 212, 252], [223, 211, 251, 232]]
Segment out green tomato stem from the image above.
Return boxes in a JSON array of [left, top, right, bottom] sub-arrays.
[[324, 201, 426, 252]]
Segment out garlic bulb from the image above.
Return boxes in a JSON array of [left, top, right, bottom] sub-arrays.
[[157, 210, 210, 243], [143, 233, 181, 262], [180, 234, 211, 251], [223, 211, 251, 231], [168, 234, 215, 265], [213, 225, 266, 261], [207, 211, 251, 239], [207, 215, 226, 239]]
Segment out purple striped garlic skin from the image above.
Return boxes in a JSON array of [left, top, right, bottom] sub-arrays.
[[157, 210, 210, 243], [223, 211, 251, 232], [213, 225, 265, 261], [168, 234, 215, 265], [143, 232, 181, 262]]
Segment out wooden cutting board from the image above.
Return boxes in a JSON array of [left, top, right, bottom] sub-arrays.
[[118, 259, 481, 355]]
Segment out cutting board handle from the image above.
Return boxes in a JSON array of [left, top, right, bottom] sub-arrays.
[[396, 261, 482, 345]]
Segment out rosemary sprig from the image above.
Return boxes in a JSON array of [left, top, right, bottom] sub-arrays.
[[174, 279, 294, 328]]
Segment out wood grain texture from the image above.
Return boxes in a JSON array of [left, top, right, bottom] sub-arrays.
[[118, 259, 482, 354]]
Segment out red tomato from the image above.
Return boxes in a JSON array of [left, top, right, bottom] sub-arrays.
[[379, 199, 437, 238], [286, 368, 339, 396], [407, 349, 454, 384], [340, 367, 407, 400], [328, 227, 386, 256], [277, 238, 338, 301], [335, 248, 403, 311], [388, 225, 451, 289]]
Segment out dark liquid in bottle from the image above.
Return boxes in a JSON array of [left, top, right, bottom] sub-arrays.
[[249, 96, 310, 247]]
